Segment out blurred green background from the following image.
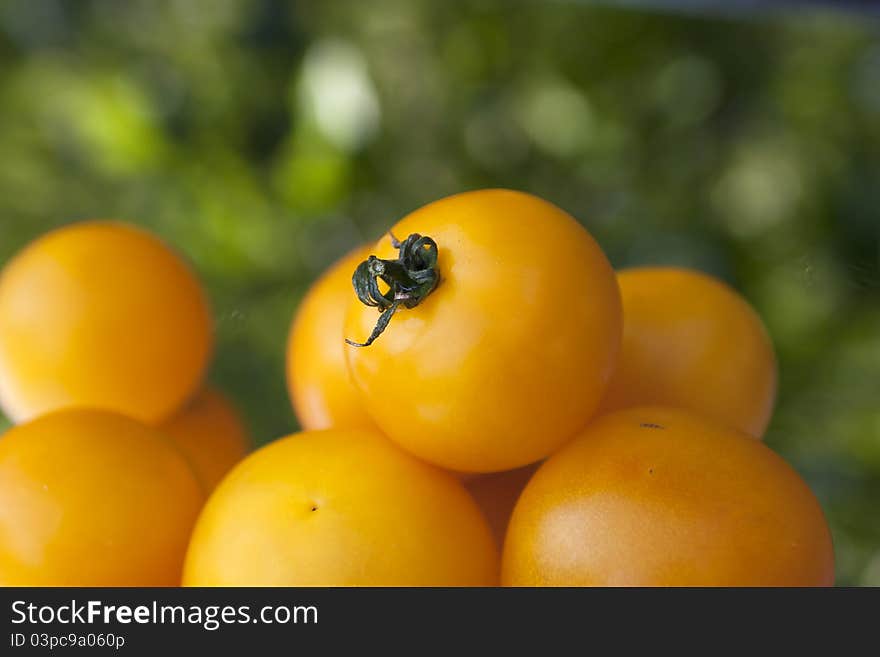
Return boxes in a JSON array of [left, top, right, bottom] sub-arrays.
[[0, 0, 878, 585]]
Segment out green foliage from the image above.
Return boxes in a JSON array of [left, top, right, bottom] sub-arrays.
[[0, 0, 878, 584]]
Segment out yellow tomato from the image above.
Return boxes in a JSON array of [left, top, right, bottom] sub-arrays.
[[286, 246, 376, 430], [466, 464, 538, 548], [183, 429, 498, 586], [160, 387, 251, 492], [0, 409, 204, 586], [601, 267, 776, 438], [502, 407, 835, 586], [344, 189, 622, 473], [0, 221, 213, 425]]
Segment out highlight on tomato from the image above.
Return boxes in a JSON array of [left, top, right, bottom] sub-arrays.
[[600, 267, 777, 438], [0, 221, 213, 425], [343, 189, 623, 473], [502, 406, 835, 587], [286, 245, 376, 431], [0, 409, 204, 586], [183, 429, 498, 586], [160, 387, 252, 492]]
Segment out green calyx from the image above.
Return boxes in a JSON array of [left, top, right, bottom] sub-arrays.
[[345, 232, 440, 347]]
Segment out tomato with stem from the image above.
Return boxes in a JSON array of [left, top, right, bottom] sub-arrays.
[[344, 189, 622, 473]]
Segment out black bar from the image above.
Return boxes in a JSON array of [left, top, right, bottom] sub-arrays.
[[0, 587, 874, 653]]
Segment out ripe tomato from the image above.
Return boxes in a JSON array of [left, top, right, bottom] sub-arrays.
[[466, 464, 538, 547], [0, 221, 213, 425], [600, 267, 776, 438], [183, 429, 498, 586], [160, 387, 251, 492], [0, 409, 204, 586], [286, 246, 376, 430], [502, 407, 835, 586], [344, 189, 622, 473]]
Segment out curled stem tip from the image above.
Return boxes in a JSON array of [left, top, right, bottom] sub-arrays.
[[345, 232, 440, 347]]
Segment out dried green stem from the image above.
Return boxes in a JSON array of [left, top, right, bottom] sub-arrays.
[[345, 233, 440, 347]]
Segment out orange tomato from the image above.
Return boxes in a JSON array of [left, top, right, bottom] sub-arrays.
[[466, 464, 538, 547], [0, 409, 204, 586], [0, 221, 213, 425], [601, 267, 776, 438], [183, 429, 498, 586], [344, 189, 622, 473], [502, 407, 835, 586], [160, 387, 251, 492], [286, 246, 376, 430]]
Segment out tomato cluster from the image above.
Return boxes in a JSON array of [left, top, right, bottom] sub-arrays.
[[0, 222, 250, 586], [280, 189, 832, 587], [0, 191, 834, 587]]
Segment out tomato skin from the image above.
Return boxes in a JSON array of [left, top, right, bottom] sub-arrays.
[[344, 189, 622, 473], [286, 246, 376, 431], [466, 464, 538, 548], [502, 407, 835, 587], [0, 409, 204, 586], [160, 387, 251, 492], [0, 221, 213, 425], [601, 267, 777, 438], [183, 429, 498, 586]]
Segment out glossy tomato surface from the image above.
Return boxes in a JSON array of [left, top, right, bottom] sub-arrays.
[[183, 429, 498, 586], [601, 267, 776, 438], [287, 246, 376, 431], [344, 189, 622, 473], [0, 409, 204, 586], [161, 387, 251, 492], [502, 407, 834, 586], [0, 221, 212, 424]]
